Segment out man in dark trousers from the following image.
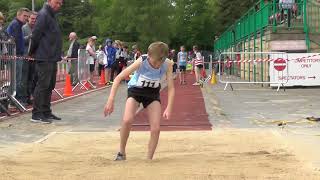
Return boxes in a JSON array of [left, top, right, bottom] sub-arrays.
[[65, 32, 80, 86], [29, 0, 63, 124], [23, 11, 38, 105], [6, 8, 30, 106]]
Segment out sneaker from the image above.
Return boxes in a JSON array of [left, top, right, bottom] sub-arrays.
[[114, 152, 126, 161], [26, 99, 33, 105], [30, 115, 52, 124], [105, 82, 112, 86], [192, 82, 200, 86], [45, 113, 62, 121]]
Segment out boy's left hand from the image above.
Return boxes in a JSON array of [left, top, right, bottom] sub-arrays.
[[163, 108, 172, 120], [104, 99, 114, 117]]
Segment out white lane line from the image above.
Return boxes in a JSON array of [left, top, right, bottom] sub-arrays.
[[34, 132, 57, 144]]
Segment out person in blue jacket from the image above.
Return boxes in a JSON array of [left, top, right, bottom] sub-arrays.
[[6, 8, 30, 105], [104, 38, 116, 85]]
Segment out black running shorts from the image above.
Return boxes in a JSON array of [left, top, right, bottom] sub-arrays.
[[127, 87, 161, 108]]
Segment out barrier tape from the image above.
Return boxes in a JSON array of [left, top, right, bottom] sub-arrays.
[[0, 55, 78, 62], [218, 53, 320, 63]]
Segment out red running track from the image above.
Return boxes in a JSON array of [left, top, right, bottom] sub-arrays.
[[132, 74, 212, 131]]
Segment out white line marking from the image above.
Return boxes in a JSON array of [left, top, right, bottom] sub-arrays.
[[34, 132, 57, 144]]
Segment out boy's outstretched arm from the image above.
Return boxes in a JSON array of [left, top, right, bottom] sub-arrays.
[[163, 60, 175, 120], [104, 58, 142, 117]]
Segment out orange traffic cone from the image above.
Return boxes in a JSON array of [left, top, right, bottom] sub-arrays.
[[99, 69, 106, 85], [63, 74, 73, 97]]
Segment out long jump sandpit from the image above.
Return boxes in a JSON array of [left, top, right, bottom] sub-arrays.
[[0, 129, 319, 180]]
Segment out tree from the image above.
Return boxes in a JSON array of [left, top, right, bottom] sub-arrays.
[[106, 0, 174, 51], [0, 0, 258, 51], [171, 0, 216, 50]]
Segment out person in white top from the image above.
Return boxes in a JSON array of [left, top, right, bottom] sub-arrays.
[[192, 45, 204, 86], [86, 37, 97, 84], [96, 45, 106, 77]]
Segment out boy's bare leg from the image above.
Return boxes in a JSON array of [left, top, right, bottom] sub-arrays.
[[146, 101, 161, 160], [119, 98, 139, 155]]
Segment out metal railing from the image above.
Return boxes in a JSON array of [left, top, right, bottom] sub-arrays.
[[218, 52, 289, 91], [0, 40, 26, 114], [72, 49, 95, 91], [56, 60, 70, 82], [214, 0, 311, 53]]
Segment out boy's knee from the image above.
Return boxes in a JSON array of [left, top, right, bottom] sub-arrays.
[[150, 127, 160, 134], [122, 117, 134, 125]]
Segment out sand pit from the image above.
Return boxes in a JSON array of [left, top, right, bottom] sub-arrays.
[[0, 129, 319, 180]]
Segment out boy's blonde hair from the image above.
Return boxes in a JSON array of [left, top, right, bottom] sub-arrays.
[[148, 42, 169, 61], [17, 8, 30, 16]]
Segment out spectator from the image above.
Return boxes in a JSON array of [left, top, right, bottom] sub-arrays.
[[192, 45, 204, 86], [0, 12, 9, 113], [65, 32, 80, 86], [29, 0, 63, 124], [118, 42, 128, 73], [104, 38, 116, 85], [279, 0, 295, 28], [96, 45, 105, 77], [121, 45, 129, 71], [6, 8, 30, 106], [171, 49, 177, 79], [22, 11, 38, 105], [86, 37, 97, 85], [110, 40, 122, 83], [91, 36, 97, 71], [177, 45, 188, 85], [132, 44, 141, 61]]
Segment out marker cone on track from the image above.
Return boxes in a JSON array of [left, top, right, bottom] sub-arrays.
[[211, 72, 217, 85], [99, 70, 106, 85], [63, 74, 74, 97]]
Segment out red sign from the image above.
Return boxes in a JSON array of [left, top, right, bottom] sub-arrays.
[[274, 58, 286, 71]]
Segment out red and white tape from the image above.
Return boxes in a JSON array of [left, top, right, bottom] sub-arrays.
[[222, 53, 320, 63], [0, 55, 78, 62]]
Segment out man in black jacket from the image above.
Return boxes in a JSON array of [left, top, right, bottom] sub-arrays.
[[65, 32, 80, 86], [29, 0, 63, 124]]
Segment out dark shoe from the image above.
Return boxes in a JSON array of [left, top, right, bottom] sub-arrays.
[[26, 99, 33, 105], [30, 115, 52, 124], [114, 152, 126, 161], [45, 113, 62, 121]]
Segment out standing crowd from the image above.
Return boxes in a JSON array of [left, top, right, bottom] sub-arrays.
[[0, 0, 207, 125], [0, 0, 64, 123]]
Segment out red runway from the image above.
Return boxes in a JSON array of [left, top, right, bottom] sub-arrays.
[[132, 74, 212, 131]]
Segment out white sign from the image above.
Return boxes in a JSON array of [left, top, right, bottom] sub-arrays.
[[270, 53, 320, 87]]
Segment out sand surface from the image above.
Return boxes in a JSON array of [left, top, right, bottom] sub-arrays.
[[0, 129, 319, 180]]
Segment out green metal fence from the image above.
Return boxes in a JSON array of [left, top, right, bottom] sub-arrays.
[[214, 0, 314, 54], [214, 0, 320, 82]]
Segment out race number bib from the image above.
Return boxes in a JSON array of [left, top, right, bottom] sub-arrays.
[[137, 75, 160, 88]]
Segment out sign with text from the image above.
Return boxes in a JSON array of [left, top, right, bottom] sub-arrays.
[[270, 53, 320, 87]]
